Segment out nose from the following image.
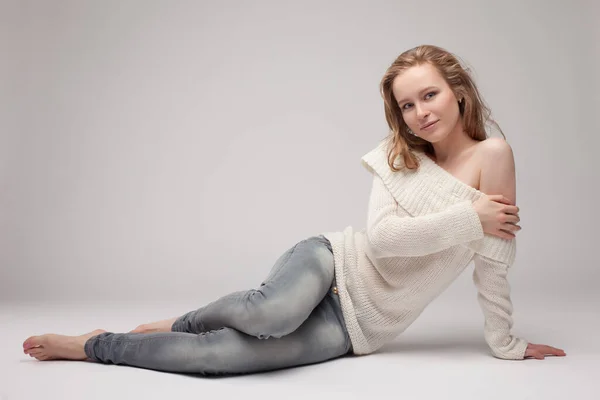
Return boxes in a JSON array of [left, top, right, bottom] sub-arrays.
[[415, 103, 430, 119]]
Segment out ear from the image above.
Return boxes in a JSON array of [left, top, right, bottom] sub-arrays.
[[457, 94, 465, 114]]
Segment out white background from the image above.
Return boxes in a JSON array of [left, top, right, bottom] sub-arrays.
[[1, 0, 598, 399]]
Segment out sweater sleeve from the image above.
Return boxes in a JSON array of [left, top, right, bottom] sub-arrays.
[[472, 252, 528, 360], [366, 174, 485, 258]]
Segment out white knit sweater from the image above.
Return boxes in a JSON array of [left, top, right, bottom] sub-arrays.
[[321, 140, 529, 360]]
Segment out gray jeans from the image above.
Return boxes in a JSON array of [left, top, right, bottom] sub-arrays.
[[83, 235, 352, 375]]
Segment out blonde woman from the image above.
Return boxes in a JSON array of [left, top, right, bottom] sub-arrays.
[[23, 45, 566, 374]]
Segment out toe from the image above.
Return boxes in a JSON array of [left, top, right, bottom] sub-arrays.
[[23, 336, 45, 350], [23, 336, 38, 349], [29, 350, 44, 358]]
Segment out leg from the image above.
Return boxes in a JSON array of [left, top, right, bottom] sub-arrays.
[[23, 329, 107, 361], [129, 317, 178, 334], [171, 235, 335, 339], [84, 290, 352, 375]]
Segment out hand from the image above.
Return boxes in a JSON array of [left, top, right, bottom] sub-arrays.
[[524, 342, 567, 360], [472, 194, 521, 240]]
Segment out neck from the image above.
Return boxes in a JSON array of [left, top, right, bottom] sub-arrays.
[[430, 119, 478, 164]]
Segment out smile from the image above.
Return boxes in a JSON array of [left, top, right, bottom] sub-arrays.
[[421, 120, 439, 131]]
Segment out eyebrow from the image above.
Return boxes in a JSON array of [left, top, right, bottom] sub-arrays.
[[396, 86, 438, 105]]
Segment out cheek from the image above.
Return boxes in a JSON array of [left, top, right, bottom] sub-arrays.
[[438, 97, 458, 117], [402, 114, 418, 129], [436, 103, 460, 128]]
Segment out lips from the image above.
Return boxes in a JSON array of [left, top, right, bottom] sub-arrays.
[[420, 120, 439, 130]]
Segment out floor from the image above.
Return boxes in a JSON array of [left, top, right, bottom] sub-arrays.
[[1, 297, 597, 400]]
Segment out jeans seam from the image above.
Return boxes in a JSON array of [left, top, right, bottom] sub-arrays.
[[93, 327, 229, 345], [262, 241, 300, 284]]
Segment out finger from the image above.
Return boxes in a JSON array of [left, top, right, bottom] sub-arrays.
[[503, 205, 520, 215], [502, 223, 521, 232], [499, 195, 514, 205], [551, 349, 567, 356], [489, 195, 513, 205], [532, 350, 545, 360], [496, 229, 516, 240], [542, 345, 567, 356], [505, 214, 520, 224]]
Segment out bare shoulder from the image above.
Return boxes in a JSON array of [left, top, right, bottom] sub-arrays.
[[475, 138, 517, 202], [476, 137, 515, 164]]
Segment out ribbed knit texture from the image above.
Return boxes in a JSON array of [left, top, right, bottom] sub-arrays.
[[321, 140, 528, 360]]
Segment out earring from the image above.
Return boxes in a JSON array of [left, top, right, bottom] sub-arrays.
[[407, 128, 417, 136]]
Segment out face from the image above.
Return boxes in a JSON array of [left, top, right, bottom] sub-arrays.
[[392, 63, 462, 142]]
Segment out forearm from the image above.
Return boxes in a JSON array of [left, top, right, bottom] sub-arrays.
[[472, 253, 528, 359], [367, 199, 484, 257]]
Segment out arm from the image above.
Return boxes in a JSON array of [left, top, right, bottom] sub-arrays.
[[471, 139, 566, 360], [471, 138, 526, 358], [472, 252, 528, 359], [366, 174, 485, 257]]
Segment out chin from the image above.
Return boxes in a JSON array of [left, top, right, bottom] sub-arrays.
[[421, 130, 449, 143]]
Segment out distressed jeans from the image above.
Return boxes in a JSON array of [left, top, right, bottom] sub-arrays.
[[83, 235, 353, 375]]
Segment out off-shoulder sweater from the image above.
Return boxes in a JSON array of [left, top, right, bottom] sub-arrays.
[[321, 141, 528, 359]]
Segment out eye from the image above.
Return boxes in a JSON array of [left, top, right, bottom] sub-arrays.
[[400, 91, 437, 110]]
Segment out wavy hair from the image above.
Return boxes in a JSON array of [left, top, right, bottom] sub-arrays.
[[379, 44, 506, 171]]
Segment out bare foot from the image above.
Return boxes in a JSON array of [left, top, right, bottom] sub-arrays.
[[129, 317, 178, 334], [22, 329, 107, 361]]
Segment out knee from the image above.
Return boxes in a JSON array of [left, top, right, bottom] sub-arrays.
[[240, 289, 307, 339]]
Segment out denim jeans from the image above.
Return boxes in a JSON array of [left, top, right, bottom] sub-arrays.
[[83, 235, 353, 375]]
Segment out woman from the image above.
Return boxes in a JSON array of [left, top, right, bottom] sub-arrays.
[[22, 44, 566, 374]]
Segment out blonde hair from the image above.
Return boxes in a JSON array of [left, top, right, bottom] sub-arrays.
[[379, 44, 506, 171]]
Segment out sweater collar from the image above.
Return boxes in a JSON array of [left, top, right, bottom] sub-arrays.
[[360, 140, 516, 264], [360, 140, 485, 216]]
